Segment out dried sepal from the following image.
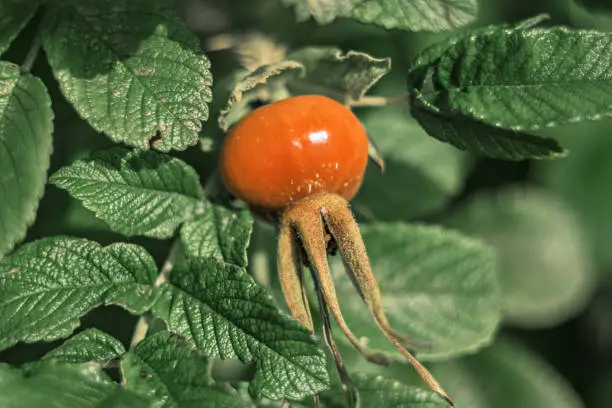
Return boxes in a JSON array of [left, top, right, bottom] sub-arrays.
[[281, 194, 390, 367], [277, 220, 314, 331], [321, 194, 453, 405], [276, 192, 453, 405]]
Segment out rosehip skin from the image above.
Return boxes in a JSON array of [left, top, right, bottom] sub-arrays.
[[219, 95, 369, 211]]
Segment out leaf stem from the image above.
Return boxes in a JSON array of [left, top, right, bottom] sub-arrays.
[[349, 94, 409, 107], [129, 240, 182, 348], [21, 34, 42, 73]]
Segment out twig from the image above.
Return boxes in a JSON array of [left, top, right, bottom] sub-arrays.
[[21, 33, 42, 73], [129, 241, 182, 348], [349, 94, 410, 107], [310, 267, 360, 408]]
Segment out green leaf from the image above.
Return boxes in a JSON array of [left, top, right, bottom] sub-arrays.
[[412, 104, 567, 160], [180, 204, 253, 268], [0, 362, 154, 408], [0, 0, 39, 55], [319, 373, 448, 407], [0, 237, 158, 351], [0, 62, 53, 256], [151, 257, 329, 400], [43, 329, 126, 364], [539, 120, 612, 272], [407, 15, 551, 90], [424, 26, 612, 131], [218, 61, 304, 131], [353, 106, 467, 220], [444, 187, 595, 328], [331, 223, 500, 360], [350, 0, 478, 33], [51, 148, 207, 239], [287, 47, 390, 104], [43, 0, 212, 151], [281, 0, 365, 24], [122, 332, 252, 408], [429, 338, 585, 408]]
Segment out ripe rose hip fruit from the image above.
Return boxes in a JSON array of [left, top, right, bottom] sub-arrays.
[[219, 94, 369, 212], [219, 95, 452, 405]]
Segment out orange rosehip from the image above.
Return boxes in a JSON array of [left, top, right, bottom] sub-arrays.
[[219, 94, 369, 211]]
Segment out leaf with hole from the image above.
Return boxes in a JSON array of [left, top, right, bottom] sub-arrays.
[[43, 0, 212, 151]]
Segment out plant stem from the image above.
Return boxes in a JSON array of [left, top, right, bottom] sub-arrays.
[[21, 34, 42, 73], [129, 241, 182, 348], [349, 94, 409, 107]]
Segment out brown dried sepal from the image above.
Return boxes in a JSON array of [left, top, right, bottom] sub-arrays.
[[276, 192, 453, 406]]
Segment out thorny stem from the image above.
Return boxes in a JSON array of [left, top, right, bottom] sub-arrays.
[[129, 241, 182, 348]]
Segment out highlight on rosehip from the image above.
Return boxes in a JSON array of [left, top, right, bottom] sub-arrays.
[[0, 1, 606, 407]]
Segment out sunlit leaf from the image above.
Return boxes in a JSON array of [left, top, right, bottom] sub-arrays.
[[0, 62, 53, 256]]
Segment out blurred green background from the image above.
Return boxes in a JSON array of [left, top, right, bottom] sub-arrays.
[[2, 0, 612, 407]]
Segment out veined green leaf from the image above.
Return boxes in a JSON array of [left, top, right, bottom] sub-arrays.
[[43, 0, 212, 151], [319, 373, 448, 407], [426, 26, 612, 130], [0, 362, 154, 408], [0, 0, 40, 55], [412, 104, 566, 160], [331, 223, 501, 360], [0, 62, 53, 256], [350, 0, 478, 33], [407, 15, 550, 89], [180, 204, 253, 268], [430, 339, 585, 408], [0, 237, 158, 351], [444, 187, 595, 328], [43, 329, 126, 364], [122, 332, 252, 408], [280, 0, 477, 33], [281, 0, 365, 24], [151, 257, 329, 401], [287, 47, 390, 104], [51, 148, 207, 239]]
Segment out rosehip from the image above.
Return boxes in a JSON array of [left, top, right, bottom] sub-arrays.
[[219, 95, 369, 212]]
